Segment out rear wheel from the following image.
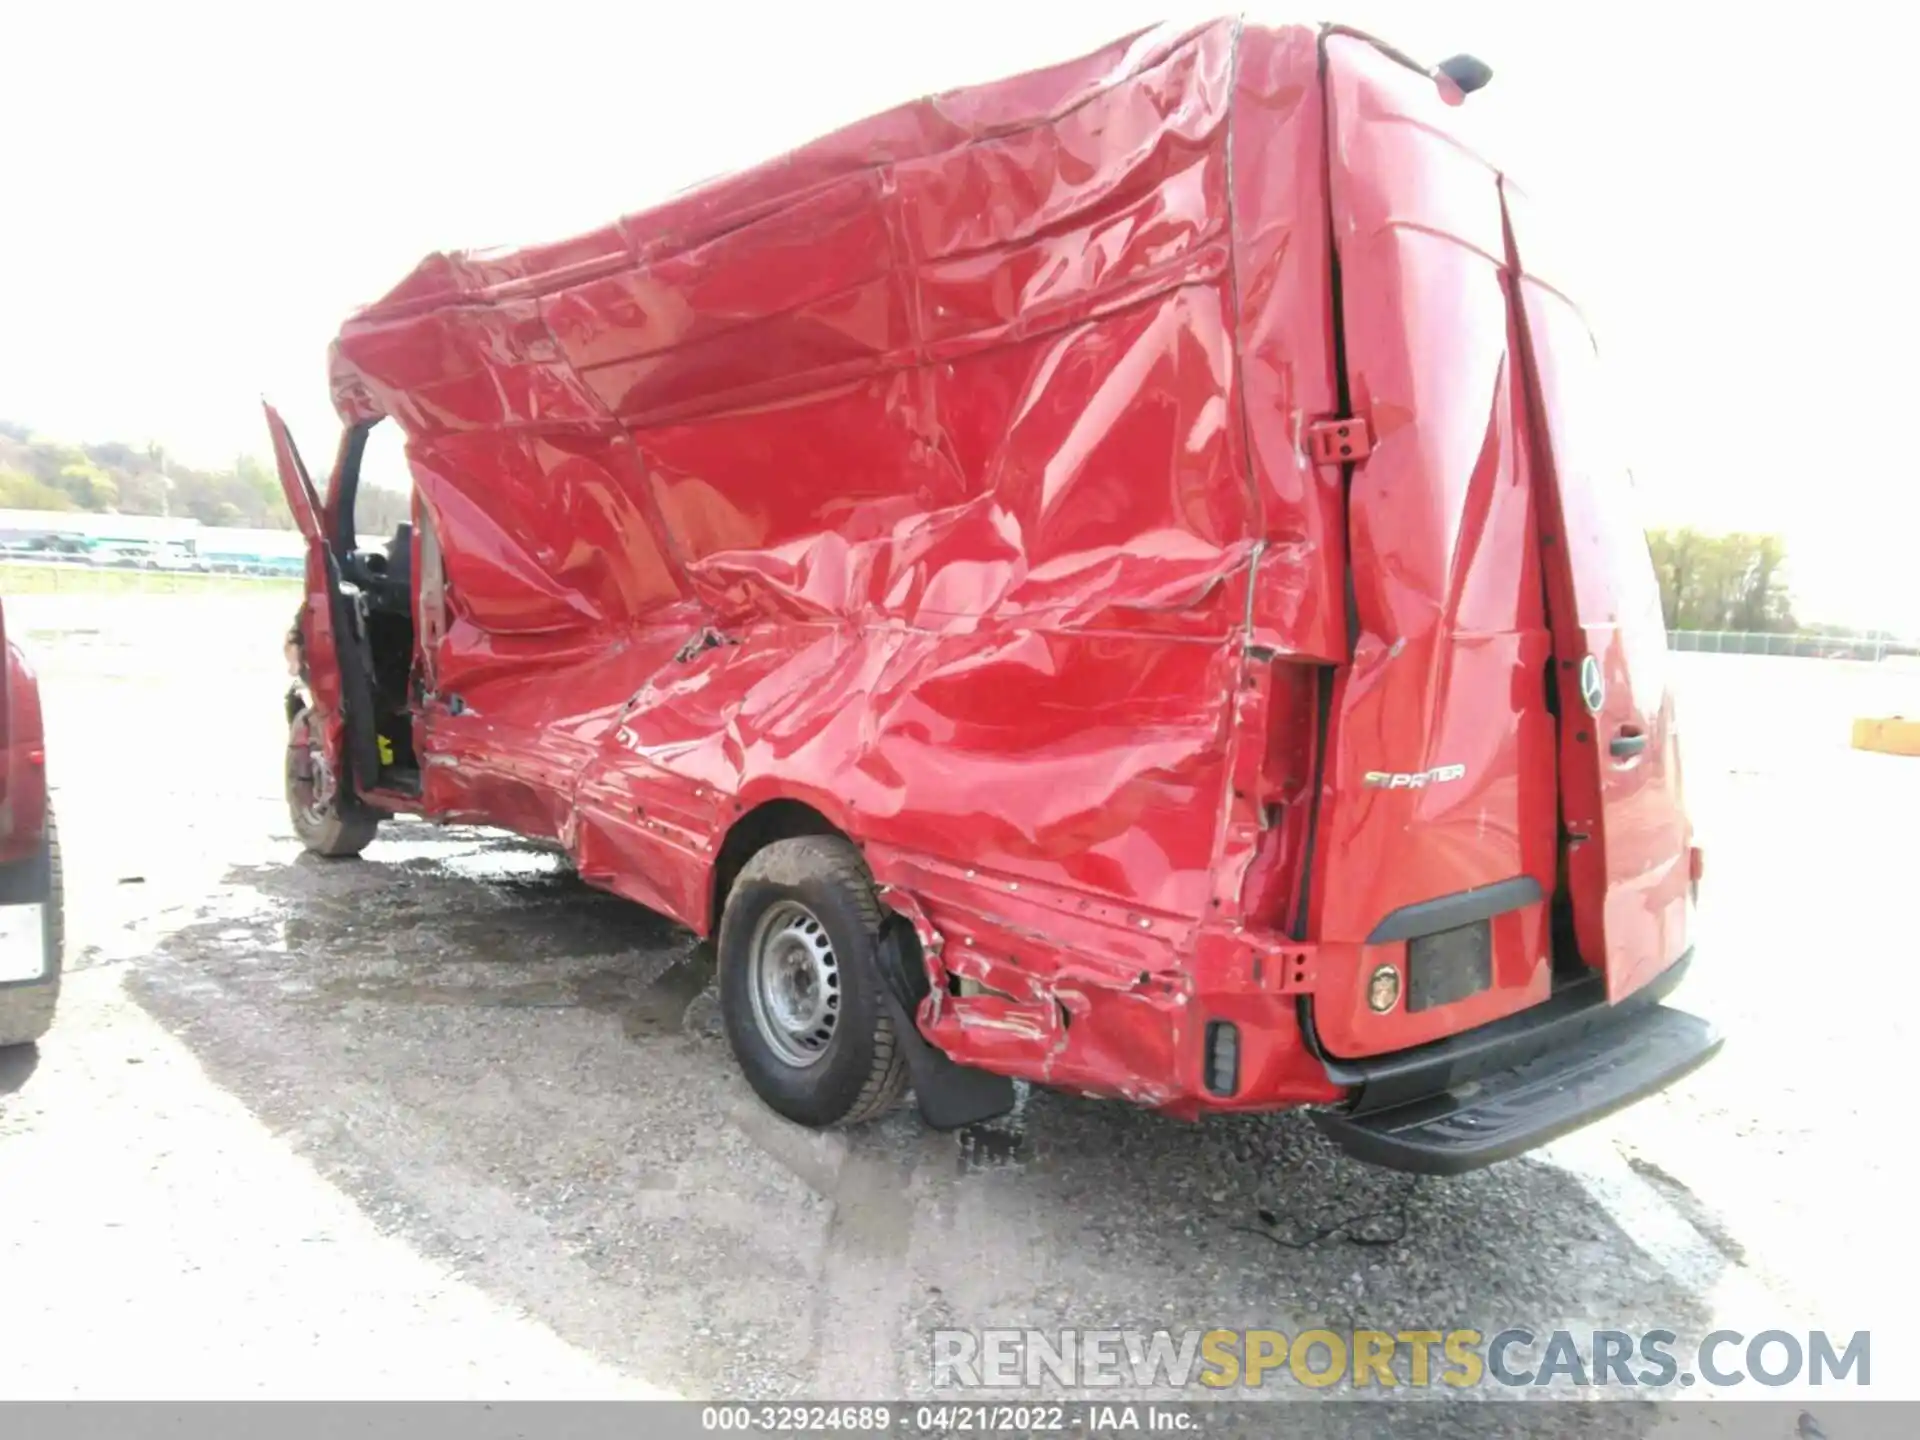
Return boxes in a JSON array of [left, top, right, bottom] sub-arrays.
[[286, 706, 379, 858], [718, 836, 909, 1127], [0, 807, 64, 1049]]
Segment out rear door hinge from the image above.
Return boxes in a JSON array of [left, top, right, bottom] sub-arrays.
[[1307, 416, 1373, 465]]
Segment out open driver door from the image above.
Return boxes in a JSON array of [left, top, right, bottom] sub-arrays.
[[264, 402, 384, 799]]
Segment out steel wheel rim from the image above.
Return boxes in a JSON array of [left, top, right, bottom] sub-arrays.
[[747, 899, 841, 1067]]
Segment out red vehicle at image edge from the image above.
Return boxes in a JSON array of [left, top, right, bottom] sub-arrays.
[[272, 19, 1718, 1172], [0, 597, 62, 1048]]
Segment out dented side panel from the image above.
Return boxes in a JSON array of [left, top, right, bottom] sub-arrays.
[[313, 20, 1353, 1111], [1226, 23, 1347, 662]]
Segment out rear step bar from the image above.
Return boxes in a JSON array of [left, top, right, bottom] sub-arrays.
[[1309, 954, 1720, 1174]]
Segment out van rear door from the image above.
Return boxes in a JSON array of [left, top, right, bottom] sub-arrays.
[[1503, 181, 1694, 1002], [1306, 34, 1561, 1058], [1306, 34, 1693, 1057]]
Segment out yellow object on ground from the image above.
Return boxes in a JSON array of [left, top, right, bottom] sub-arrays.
[[1851, 717, 1920, 756]]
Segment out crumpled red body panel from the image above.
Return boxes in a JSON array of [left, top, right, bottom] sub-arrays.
[[322, 19, 1363, 1113]]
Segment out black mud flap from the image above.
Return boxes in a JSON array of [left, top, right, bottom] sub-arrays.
[[1313, 1003, 1721, 1175], [874, 916, 1016, 1131]]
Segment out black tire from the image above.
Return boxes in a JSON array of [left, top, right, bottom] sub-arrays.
[[718, 835, 910, 1128], [286, 706, 379, 858], [0, 806, 64, 1049]]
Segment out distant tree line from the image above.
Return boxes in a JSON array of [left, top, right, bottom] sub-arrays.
[[1645, 528, 1796, 634], [0, 419, 408, 535]]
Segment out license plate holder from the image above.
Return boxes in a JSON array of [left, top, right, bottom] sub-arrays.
[[1406, 919, 1492, 1012]]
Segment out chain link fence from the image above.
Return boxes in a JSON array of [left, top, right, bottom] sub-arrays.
[[1670, 630, 1920, 661]]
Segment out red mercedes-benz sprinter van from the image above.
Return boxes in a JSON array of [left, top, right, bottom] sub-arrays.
[[270, 19, 1715, 1171]]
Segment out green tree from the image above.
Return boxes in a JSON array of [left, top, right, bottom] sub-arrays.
[[355, 484, 411, 538], [1646, 528, 1699, 629], [0, 425, 309, 527], [25, 440, 84, 485], [235, 454, 294, 528], [0, 469, 76, 510], [55, 460, 118, 510], [1732, 533, 1792, 631], [1647, 528, 1797, 632], [112, 466, 171, 515]]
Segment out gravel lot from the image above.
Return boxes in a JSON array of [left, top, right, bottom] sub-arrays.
[[2, 591, 1915, 1412]]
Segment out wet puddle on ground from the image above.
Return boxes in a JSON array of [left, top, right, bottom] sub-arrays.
[[139, 831, 722, 1046], [617, 953, 715, 1038], [311, 945, 716, 1037]]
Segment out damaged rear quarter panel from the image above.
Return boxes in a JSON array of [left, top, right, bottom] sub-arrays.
[[324, 19, 1345, 1110]]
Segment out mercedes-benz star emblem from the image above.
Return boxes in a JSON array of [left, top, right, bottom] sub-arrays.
[[1579, 655, 1606, 716]]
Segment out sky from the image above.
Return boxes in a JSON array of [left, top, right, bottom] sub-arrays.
[[4, 1, 1917, 631]]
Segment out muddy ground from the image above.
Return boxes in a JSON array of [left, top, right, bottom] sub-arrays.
[[1, 591, 1914, 1412]]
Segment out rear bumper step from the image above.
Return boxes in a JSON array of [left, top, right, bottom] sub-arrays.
[[1311, 999, 1720, 1175]]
